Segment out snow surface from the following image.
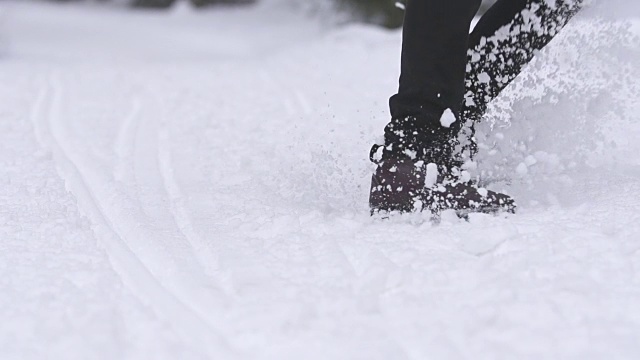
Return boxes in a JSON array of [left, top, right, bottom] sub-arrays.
[[2, 1, 640, 359]]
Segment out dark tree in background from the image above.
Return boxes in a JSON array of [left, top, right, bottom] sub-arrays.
[[43, 0, 497, 28], [338, 0, 404, 29], [190, 0, 255, 6], [338, 0, 497, 29], [131, 0, 175, 8], [131, 0, 255, 8]]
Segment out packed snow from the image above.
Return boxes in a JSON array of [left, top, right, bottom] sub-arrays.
[[1, 1, 640, 359]]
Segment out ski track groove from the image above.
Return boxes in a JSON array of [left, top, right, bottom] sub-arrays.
[[114, 95, 141, 182], [31, 69, 239, 359], [156, 126, 221, 268], [124, 93, 213, 285], [154, 96, 233, 303], [109, 82, 237, 349], [152, 93, 223, 273]]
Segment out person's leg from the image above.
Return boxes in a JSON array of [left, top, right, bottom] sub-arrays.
[[462, 0, 584, 126], [370, 0, 518, 215], [370, 0, 583, 215], [389, 0, 482, 126]]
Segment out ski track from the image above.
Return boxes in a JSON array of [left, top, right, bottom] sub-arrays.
[[114, 95, 141, 182], [122, 85, 234, 329], [30, 69, 239, 359]]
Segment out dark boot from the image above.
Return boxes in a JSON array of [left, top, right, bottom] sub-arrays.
[[369, 116, 516, 216], [421, 168, 517, 215], [369, 154, 425, 213]]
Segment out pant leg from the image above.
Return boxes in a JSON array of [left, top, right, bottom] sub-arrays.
[[462, 0, 583, 125], [389, 0, 482, 123]]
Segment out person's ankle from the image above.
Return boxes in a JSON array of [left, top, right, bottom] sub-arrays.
[[382, 115, 456, 162]]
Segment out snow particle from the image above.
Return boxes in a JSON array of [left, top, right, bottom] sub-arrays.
[[404, 149, 417, 160], [525, 155, 538, 166], [477, 72, 491, 84], [516, 162, 529, 176], [440, 109, 457, 128], [425, 163, 439, 188], [459, 171, 471, 183]]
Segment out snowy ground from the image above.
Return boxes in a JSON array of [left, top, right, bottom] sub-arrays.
[[2, 1, 640, 359]]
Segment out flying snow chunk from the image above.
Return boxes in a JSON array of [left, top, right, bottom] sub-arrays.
[[395, 2, 406, 10], [477, 72, 491, 84], [440, 109, 457, 128], [404, 149, 417, 160], [516, 162, 529, 176], [525, 155, 538, 166], [460, 171, 471, 183], [425, 163, 439, 188]]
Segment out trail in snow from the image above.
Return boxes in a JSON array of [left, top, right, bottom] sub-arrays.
[[30, 69, 236, 358], [2, 1, 640, 359], [1, 66, 197, 359]]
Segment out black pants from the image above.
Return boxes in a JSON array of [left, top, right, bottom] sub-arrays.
[[389, 0, 583, 131]]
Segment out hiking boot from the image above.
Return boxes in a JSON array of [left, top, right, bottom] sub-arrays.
[[369, 152, 425, 213], [369, 116, 516, 216], [421, 168, 517, 215]]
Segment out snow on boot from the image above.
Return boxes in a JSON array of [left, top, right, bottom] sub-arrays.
[[369, 116, 516, 216], [369, 152, 425, 213], [422, 165, 517, 216]]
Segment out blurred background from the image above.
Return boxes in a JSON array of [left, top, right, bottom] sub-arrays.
[[34, 0, 498, 28]]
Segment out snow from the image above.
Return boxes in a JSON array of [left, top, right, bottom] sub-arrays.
[[516, 162, 529, 176], [440, 108, 457, 128], [477, 71, 491, 84], [1, 1, 640, 359], [425, 163, 440, 188]]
